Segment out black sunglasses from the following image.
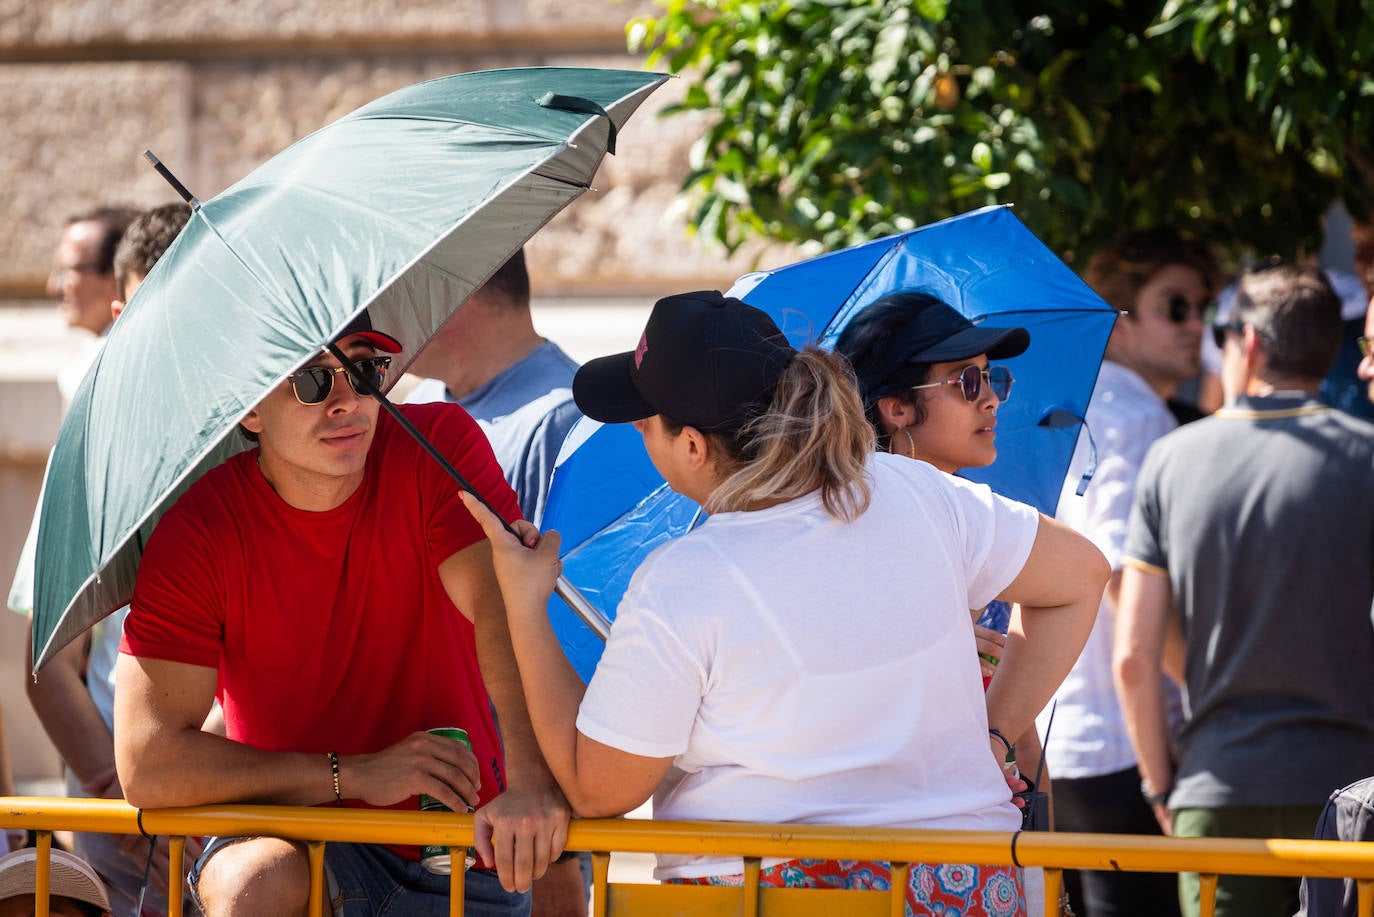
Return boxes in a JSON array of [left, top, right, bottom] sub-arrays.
[[910, 364, 1014, 403], [286, 356, 391, 405], [1211, 320, 1246, 351], [1164, 294, 1214, 325]]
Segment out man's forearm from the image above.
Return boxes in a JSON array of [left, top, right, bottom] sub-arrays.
[[1113, 566, 1176, 797], [1115, 665, 1173, 796], [117, 725, 340, 810]]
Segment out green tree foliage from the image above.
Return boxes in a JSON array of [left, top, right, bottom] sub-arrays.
[[628, 0, 1374, 263]]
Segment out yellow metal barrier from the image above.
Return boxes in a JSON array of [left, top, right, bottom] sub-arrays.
[[4, 796, 1374, 916]]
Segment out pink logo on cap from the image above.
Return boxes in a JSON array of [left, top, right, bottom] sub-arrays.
[[634, 331, 649, 369]]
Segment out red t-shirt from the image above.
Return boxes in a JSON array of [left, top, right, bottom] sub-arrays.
[[122, 403, 521, 836]]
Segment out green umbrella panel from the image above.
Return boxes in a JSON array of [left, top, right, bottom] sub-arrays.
[[32, 66, 667, 669]]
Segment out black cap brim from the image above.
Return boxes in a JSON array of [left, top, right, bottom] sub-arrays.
[[573, 351, 657, 424], [911, 324, 1030, 364]]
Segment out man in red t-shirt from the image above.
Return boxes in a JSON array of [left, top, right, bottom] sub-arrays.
[[115, 318, 568, 916]]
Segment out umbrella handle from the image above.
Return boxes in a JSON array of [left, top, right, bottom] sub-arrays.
[[538, 93, 617, 155], [326, 344, 615, 643], [554, 575, 612, 641]]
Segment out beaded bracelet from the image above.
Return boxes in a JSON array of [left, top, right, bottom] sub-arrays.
[[327, 751, 342, 805]]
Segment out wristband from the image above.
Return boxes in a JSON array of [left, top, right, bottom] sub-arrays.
[[1140, 780, 1169, 807], [988, 727, 1016, 764], [328, 751, 342, 805]]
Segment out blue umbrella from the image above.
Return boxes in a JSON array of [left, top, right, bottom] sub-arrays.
[[542, 204, 1117, 680]]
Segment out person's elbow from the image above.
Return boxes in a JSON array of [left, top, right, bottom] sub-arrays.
[[1067, 534, 1111, 607], [1089, 544, 1111, 594], [1112, 641, 1160, 695], [114, 728, 173, 809], [561, 779, 644, 819], [567, 795, 634, 819]]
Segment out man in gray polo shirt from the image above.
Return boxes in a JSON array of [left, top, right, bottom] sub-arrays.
[[1114, 263, 1374, 917]]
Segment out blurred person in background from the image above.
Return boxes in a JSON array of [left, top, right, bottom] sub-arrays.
[[1198, 212, 1374, 419], [0, 708, 25, 854], [46, 207, 139, 403], [1115, 263, 1374, 917], [19, 203, 194, 917], [1036, 228, 1220, 917]]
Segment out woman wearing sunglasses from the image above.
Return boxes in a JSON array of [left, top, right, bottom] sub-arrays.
[[462, 291, 1106, 917], [834, 293, 1058, 899], [833, 292, 1028, 681]]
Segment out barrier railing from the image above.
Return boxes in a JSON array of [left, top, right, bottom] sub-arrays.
[[3, 796, 1372, 917]]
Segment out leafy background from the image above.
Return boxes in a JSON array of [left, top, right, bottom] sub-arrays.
[[629, 0, 1374, 265]]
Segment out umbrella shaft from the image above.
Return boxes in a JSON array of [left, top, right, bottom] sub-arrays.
[[555, 575, 612, 641], [330, 344, 614, 644]]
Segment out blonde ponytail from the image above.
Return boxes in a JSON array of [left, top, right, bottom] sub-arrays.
[[706, 348, 874, 522]]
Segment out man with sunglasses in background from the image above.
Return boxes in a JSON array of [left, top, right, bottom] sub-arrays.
[[115, 314, 568, 917], [1036, 229, 1220, 917], [1198, 212, 1374, 420], [1115, 263, 1374, 917]]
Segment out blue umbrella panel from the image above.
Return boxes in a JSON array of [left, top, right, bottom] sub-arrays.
[[732, 205, 1119, 514], [542, 205, 1117, 680]]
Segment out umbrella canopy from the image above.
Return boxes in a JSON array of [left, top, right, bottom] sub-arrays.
[[32, 66, 667, 669], [541, 205, 1117, 680]]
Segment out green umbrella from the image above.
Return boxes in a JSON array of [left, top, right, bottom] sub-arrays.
[[32, 66, 666, 669]]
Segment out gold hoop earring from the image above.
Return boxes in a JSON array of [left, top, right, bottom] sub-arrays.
[[887, 427, 917, 460]]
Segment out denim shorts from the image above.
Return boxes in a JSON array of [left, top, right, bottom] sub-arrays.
[[190, 836, 531, 917]]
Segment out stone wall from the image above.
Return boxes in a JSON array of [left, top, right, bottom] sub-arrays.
[[0, 0, 788, 299]]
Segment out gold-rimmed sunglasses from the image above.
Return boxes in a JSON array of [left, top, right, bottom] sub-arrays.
[[286, 357, 391, 405]]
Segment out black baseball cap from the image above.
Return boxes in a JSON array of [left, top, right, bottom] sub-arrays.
[[336, 310, 402, 354], [574, 290, 797, 433], [837, 294, 1029, 401]]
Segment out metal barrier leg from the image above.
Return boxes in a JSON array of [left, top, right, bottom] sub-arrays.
[[1198, 873, 1218, 917], [1043, 868, 1063, 917], [307, 841, 327, 917], [591, 852, 611, 917], [35, 831, 51, 917], [890, 862, 909, 917], [450, 861, 465, 917], [1358, 878, 1373, 917], [168, 836, 185, 917], [743, 857, 761, 917]]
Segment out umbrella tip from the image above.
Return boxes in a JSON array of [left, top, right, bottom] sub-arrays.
[[143, 149, 202, 209]]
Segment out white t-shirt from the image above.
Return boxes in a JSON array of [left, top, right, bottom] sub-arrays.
[[576, 453, 1041, 879]]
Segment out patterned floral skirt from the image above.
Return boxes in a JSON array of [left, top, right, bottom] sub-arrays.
[[673, 858, 1025, 916]]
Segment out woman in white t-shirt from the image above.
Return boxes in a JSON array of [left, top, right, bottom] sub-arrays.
[[463, 290, 1106, 917]]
